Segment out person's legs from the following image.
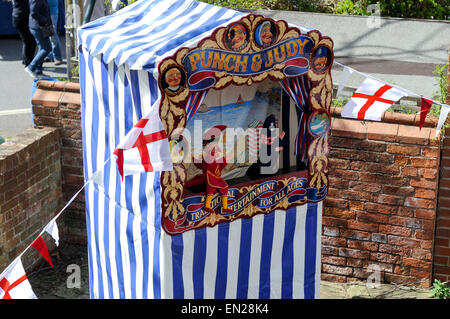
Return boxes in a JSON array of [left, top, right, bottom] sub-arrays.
[[28, 28, 52, 75], [47, 14, 62, 62], [16, 24, 37, 66]]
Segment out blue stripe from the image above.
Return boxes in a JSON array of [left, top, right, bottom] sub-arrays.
[[148, 72, 158, 103], [114, 182, 125, 299], [100, 59, 114, 299], [124, 176, 137, 299], [102, 162, 114, 298], [259, 213, 275, 299], [113, 63, 125, 299], [123, 71, 134, 134], [193, 227, 207, 299], [92, 186, 102, 298], [86, 52, 105, 298], [129, 70, 143, 118], [123, 73, 136, 298], [214, 222, 230, 298], [139, 173, 149, 299], [281, 207, 297, 299], [152, 172, 161, 298], [171, 234, 184, 298], [236, 219, 252, 299], [87, 52, 99, 176], [304, 202, 318, 299]]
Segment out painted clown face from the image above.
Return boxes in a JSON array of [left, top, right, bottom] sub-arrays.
[[261, 24, 273, 45], [166, 68, 182, 89], [229, 24, 247, 50], [313, 56, 327, 71]]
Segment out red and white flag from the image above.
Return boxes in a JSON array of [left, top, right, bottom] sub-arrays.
[[0, 258, 37, 299], [113, 100, 173, 179], [341, 77, 409, 121]]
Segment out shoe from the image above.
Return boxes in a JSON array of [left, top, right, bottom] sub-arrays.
[[54, 60, 63, 65], [24, 66, 38, 78], [43, 58, 52, 63]]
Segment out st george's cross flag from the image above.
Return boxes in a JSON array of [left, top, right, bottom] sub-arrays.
[[341, 77, 409, 121], [113, 98, 173, 179], [0, 258, 36, 299]]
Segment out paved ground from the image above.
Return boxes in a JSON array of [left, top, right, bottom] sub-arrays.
[[0, 35, 67, 139], [26, 244, 433, 299]]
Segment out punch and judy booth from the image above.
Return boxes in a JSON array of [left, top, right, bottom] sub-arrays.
[[78, 0, 334, 299]]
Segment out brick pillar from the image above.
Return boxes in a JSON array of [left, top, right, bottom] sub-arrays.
[[32, 80, 86, 245], [433, 51, 450, 283], [0, 127, 62, 271], [323, 108, 440, 288]]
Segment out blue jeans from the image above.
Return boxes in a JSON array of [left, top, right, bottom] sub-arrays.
[[29, 27, 52, 74], [47, 14, 62, 61]]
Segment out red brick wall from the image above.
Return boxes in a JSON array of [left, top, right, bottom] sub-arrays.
[[0, 127, 62, 272], [32, 81, 86, 245], [323, 108, 440, 287], [433, 59, 450, 283]]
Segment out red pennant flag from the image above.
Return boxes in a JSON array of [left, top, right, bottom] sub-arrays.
[[31, 235, 53, 268], [419, 97, 433, 130]]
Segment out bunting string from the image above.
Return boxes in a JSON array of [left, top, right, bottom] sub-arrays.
[[0, 158, 110, 298]]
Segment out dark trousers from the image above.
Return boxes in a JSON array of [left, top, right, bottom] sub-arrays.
[[28, 27, 51, 74], [15, 24, 37, 66]]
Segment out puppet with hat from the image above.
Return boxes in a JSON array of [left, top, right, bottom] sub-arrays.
[[227, 23, 248, 51], [185, 125, 233, 214], [246, 114, 285, 180], [312, 46, 330, 72]]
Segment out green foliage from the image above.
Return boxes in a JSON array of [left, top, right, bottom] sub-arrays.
[[199, 0, 264, 9], [201, 0, 449, 19], [332, 97, 349, 108], [374, 0, 449, 20], [71, 64, 79, 78], [0, 136, 5, 145], [430, 63, 449, 133], [199, 0, 333, 12], [430, 280, 450, 299], [333, 0, 449, 20], [433, 63, 449, 104], [334, 0, 369, 15], [104, 0, 139, 10]]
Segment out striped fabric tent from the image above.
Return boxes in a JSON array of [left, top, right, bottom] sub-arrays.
[[78, 0, 324, 299]]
